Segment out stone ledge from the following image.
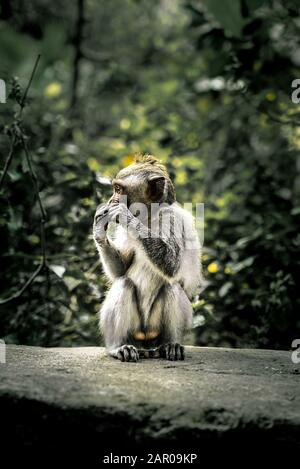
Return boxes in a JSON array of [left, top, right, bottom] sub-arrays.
[[1, 345, 299, 464]]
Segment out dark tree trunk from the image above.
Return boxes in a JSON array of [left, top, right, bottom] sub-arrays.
[[70, 0, 85, 111]]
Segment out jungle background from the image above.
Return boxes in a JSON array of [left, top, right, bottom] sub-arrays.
[[0, 0, 299, 350]]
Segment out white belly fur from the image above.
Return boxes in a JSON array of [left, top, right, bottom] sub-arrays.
[[127, 250, 165, 321], [112, 226, 171, 327]]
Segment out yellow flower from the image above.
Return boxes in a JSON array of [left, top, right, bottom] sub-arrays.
[[176, 170, 187, 185], [122, 154, 135, 166], [120, 119, 131, 130], [44, 82, 62, 98], [216, 197, 226, 208], [207, 262, 219, 273], [225, 266, 232, 274]]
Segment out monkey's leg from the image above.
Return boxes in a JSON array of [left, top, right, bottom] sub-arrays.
[[150, 284, 192, 361], [100, 277, 141, 362]]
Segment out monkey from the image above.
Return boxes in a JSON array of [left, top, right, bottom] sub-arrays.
[[93, 154, 202, 362]]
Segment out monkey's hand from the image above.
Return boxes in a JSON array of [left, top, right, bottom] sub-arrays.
[[93, 203, 110, 243], [108, 202, 135, 228], [158, 343, 185, 361], [113, 345, 139, 362]]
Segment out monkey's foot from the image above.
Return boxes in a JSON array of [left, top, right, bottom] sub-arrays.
[[158, 343, 185, 361], [112, 345, 139, 362]]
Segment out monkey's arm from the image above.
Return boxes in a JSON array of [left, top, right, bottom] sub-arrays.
[[138, 232, 181, 278], [108, 204, 182, 278], [93, 203, 134, 280], [95, 238, 133, 280], [129, 211, 182, 279]]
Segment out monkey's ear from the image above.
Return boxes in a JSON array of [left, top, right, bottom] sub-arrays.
[[147, 175, 165, 201]]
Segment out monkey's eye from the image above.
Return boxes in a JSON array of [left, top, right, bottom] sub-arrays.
[[114, 185, 122, 194]]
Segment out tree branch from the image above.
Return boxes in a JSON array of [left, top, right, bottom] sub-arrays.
[[0, 54, 49, 305], [0, 263, 44, 305], [22, 135, 47, 260], [0, 54, 40, 189], [0, 140, 47, 305], [19, 54, 41, 117], [0, 135, 16, 189]]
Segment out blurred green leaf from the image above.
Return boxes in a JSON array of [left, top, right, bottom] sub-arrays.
[[203, 0, 245, 37]]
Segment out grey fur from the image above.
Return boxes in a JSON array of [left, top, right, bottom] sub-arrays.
[[93, 172, 202, 362]]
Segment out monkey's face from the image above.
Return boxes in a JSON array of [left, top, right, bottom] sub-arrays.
[[110, 173, 166, 210]]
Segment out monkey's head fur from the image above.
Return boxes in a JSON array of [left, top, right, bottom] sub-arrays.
[[111, 153, 176, 207]]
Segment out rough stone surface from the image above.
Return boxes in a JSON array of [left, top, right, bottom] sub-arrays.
[[1, 345, 300, 464]]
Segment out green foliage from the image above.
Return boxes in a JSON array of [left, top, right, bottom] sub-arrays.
[[0, 0, 299, 349]]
